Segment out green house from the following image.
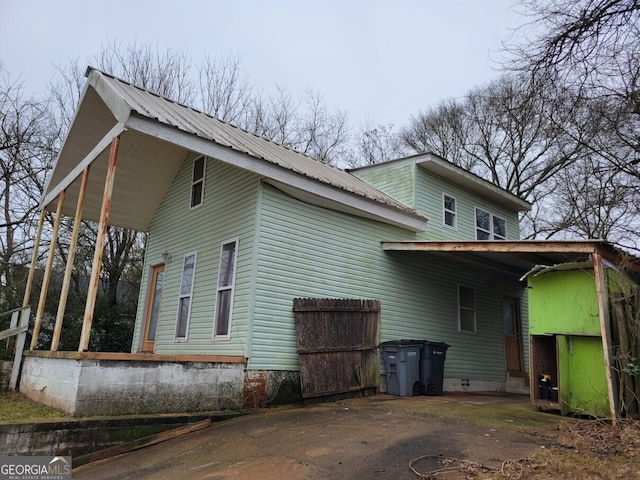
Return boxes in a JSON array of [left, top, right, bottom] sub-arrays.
[[17, 68, 640, 416]]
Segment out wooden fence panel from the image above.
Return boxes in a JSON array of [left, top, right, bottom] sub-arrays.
[[293, 298, 380, 399]]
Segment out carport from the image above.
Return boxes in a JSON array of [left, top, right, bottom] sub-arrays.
[[381, 239, 640, 418]]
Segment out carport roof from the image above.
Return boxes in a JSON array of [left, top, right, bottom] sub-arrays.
[[382, 240, 640, 283]]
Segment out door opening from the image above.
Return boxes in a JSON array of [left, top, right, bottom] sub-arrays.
[[142, 263, 165, 352], [503, 296, 523, 372]]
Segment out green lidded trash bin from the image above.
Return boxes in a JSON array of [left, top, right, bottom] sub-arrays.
[[419, 340, 450, 396], [381, 340, 422, 396]]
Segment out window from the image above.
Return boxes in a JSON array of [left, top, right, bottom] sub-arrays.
[[175, 252, 197, 340], [213, 239, 239, 339], [443, 193, 457, 228], [190, 156, 206, 208], [475, 208, 507, 240], [458, 285, 476, 333]]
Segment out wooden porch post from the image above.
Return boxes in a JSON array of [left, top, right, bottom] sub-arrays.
[[51, 166, 90, 351], [593, 250, 618, 419], [79, 137, 120, 352], [30, 191, 65, 350], [22, 208, 45, 308]]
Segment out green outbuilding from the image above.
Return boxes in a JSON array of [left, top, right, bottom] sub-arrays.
[[526, 257, 640, 418]]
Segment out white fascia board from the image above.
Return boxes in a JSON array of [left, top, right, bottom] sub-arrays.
[[417, 156, 532, 212], [40, 123, 127, 208], [127, 114, 427, 232], [88, 70, 133, 124]]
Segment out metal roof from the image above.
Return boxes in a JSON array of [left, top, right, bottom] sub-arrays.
[[41, 68, 427, 232]]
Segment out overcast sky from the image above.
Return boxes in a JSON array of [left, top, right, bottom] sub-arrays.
[[0, 0, 524, 128]]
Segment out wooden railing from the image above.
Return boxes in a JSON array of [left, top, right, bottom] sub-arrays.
[[0, 306, 31, 390]]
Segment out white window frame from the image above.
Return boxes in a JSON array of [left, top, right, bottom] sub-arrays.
[[458, 284, 477, 334], [175, 251, 197, 341], [475, 207, 507, 240], [190, 156, 206, 209], [443, 193, 457, 229], [212, 238, 239, 340]]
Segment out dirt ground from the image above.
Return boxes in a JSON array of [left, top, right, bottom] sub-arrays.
[[71, 393, 570, 479]]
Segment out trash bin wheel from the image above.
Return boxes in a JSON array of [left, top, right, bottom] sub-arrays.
[[413, 381, 421, 396], [425, 383, 436, 396]]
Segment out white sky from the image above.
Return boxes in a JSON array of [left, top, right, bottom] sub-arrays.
[[0, 0, 524, 128]]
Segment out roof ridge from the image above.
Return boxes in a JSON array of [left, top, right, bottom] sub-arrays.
[[85, 66, 347, 170]]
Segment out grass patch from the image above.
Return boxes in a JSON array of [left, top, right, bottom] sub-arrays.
[[0, 391, 66, 421]]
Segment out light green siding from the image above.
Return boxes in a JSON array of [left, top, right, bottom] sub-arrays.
[[415, 168, 521, 241], [133, 153, 260, 356], [250, 185, 526, 381], [353, 160, 521, 241], [133, 153, 529, 384], [350, 160, 416, 207]]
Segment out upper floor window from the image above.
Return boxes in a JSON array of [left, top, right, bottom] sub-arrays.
[[443, 193, 457, 228], [475, 208, 506, 240], [213, 238, 239, 339], [175, 252, 197, 340], [190, 156, 206, 208]]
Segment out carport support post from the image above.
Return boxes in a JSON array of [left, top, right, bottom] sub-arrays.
[[30, 191, 65, 350], [593, 250, 618, 419], [51, 166, 90, 351], [79, 137, 119, 352]]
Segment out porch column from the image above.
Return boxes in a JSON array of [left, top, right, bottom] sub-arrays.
[[30, 191, 65, 350], [51, 166, 90, 351], [22, 208, 45, 308], [79, 136, 120, 352], [593, 250, 618, 419]]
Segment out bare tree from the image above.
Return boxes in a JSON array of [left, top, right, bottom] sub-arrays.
[[197, 53, 254, 124], [0, 69, 58, 306], [346, 122, 402, 168], [503, 0, 640, 250], [509, 0, 640, 180], [401, 99, 476, 170], [400, 75, 580, 200], [93, 39, 195, 105]]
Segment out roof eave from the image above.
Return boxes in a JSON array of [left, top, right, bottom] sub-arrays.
[[128, 115, 428, 232], [416, 154, 532, 212]]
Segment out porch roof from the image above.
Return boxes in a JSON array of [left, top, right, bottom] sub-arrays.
[[382, 240, 640, 283], [40, 68, 427, 232]]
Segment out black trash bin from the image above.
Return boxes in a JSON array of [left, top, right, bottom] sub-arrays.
[[381, 340, 422, 396], [419, 340, 450, 396]]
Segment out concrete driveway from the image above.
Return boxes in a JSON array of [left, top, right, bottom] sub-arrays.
[[72, 393, 561, 479]]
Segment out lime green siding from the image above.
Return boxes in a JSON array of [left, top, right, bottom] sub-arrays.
[[558, 335, 610, 417], [528, 269, 600, 336]]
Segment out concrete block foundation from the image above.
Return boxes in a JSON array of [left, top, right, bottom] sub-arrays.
[[20, 352, 249, 417]]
